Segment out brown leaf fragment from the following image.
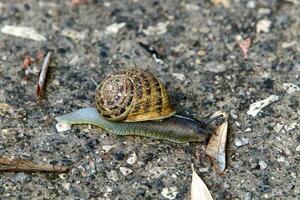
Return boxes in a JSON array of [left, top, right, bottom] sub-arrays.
[[0, 156, 69, 173], [36, 51, 52, 97], [205, 111, 228, 174], [191, 164, 214, 200]]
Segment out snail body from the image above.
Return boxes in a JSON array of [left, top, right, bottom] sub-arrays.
[[56, 69, 222, 143]]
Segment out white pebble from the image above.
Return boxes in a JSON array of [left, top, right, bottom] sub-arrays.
[[259, 160, 268, 169], [234, 137, 249, 147], [143, 21, 169, 36], [283, 83, 300, 96], [1, 25, 47, 41], [204, 62, 227, 73], [185, 3, 200, 11], [55, 122, 71, 132], [106, 170, 119, 181], [127, 152, 137, 165], [247, 95, 279, 117], [277, 156, 286, 163], [119, 167, 133, 176], [246, 1, 256, 8], [102, 145, 116, 153], [62, 29, 87, 41], [105, 23, 126, 35], [285, 122, 298, 131], [161, 186, 178, 200], [256, 19, 272, 33], [62, 182, 70, 190], [245, 128, 252, 132], [171, 73, 186, 81], [296, 145, 300, 152]]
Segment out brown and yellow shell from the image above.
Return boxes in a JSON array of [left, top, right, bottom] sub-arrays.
[[95, 69, 176, 122]]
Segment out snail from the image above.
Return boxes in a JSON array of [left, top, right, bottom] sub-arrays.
[[55, 69, 223, 143]]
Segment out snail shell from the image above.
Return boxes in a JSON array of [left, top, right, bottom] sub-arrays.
[[95, 69, 176, 122]]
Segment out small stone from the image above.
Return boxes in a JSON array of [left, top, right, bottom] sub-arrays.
[[63, 182, 70, 190], [281, 41, 297, 49], [185, 3, 200, 11], [283, 83, 300, 96], [204, 62, 227, 73], [149, 167, 167, 179], [247, 95, 279, 117], [235, 122, 241, 127], [55, 122, 71, 132], [105, 23, 126, 35], [143, 21, 169, 36], [106, 170, 119, 181], [285, 122, 298, 131], [171, 73, 185, 81], [59, 173, 67, 179], [256, 19, 272, 33], [102, 145, 116, 153], [198, 167, 209, 172], [258, 8, 271, 15], [246, 1, 256, 8], [230, 110, 238, 119], [296, 145, 300, 152], [161, 186, 178, 200], [245, 128, 252, 132], [234, 137, 249, 147], [274, 122, 284, 133], [171, 173, 178, 178], [277, 156, 286, 163], [259, 160, 268, 169], [127, 152, 137, 165], [62, 28, 87, 41], [119, 167, 133, 176]]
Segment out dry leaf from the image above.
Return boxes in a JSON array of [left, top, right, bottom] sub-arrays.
[[191, 164, 214, 200], [205, 111, 228, 174]]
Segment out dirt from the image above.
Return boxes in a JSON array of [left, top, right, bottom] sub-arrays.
[[0, 0, 299, 199]]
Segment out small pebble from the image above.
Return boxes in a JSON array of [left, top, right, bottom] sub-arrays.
[[285, 122, 298, 132], [234, 137, 249, 147], [62, 28, 87, 41], [274, 122, 284, 133], [247, 95, 279, 117], [283, 83, 300, 96], [119, 167, 133, 176], [143, 21, 169, 36], [245, 128, 252, 132], [127, 152, 137, 165], [171, 73, 185, 81], [296, 145, 300, 152], [161, 186, 178, 200], [198, 167, 210, 172], [204, 62, 227, 73], [102, 145, 116, 153], [258, 8, 271, 15], [63, 183, 70, 190], [256, 19, 272, 33], [277, 156, 286, 163], [55, 122, 71, 132], [105, 23, 126, 35], [185, 3, 200, 11], [246, 1, 256, 8], [230, 110, 238, 119], [259, 160, 268, 170], [106, 170, 119, 181]]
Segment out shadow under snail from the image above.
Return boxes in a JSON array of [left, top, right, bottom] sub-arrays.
[[55, 69, 223, 143]]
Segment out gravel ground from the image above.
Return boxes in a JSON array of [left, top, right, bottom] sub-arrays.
[[0, 0, 299, 199]]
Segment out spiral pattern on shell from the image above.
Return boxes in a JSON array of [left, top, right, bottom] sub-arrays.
[[95, 69, 175, 122]]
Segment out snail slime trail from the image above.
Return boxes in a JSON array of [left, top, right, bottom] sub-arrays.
[[56, 69, 223, 143]]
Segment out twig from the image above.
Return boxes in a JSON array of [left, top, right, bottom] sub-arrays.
[[0, 156, 69, 173], [36, 51, 52, 97]]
